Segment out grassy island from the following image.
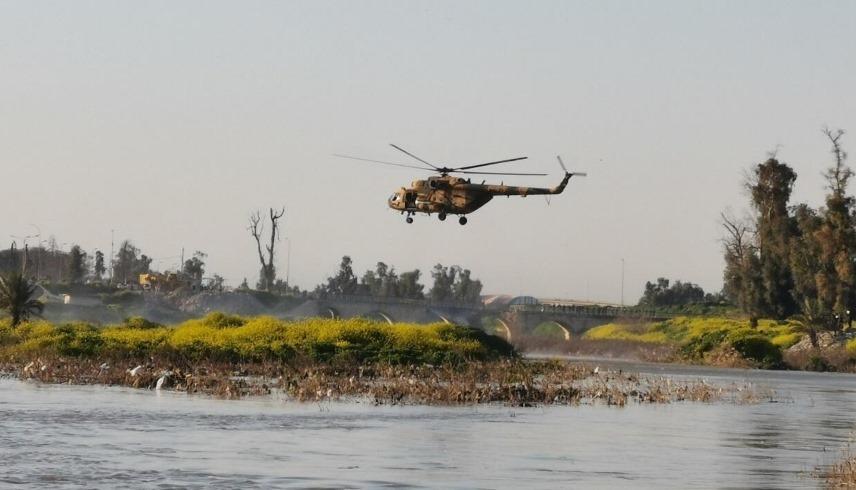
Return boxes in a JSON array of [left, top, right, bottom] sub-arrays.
[[0, 313, 513, 365], [0, 313, 760, 406]]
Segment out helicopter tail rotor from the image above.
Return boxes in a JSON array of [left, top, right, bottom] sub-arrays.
[[557, 155, 587, 177]]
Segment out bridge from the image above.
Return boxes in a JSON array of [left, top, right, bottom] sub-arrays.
[[286, 295, 667, 342], [498, 304, 670, 341], [286, 295, 486, 327]]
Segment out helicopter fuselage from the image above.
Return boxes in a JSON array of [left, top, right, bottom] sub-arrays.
[[388, 173, 574, 217]]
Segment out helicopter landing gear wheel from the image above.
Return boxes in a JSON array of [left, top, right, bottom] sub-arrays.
[[438, 213, 447, 221], [458, 216, 467, 225], [406, 216, 413, 224]]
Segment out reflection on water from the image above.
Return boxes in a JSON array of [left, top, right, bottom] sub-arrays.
[[2, 361, 855, 489]]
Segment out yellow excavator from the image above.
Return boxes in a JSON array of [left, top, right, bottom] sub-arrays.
[[139, 272, 195, 292]]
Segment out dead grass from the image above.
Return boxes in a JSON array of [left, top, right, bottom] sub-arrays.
[[515, 336, 680, 363], [783, 347, 856, 373], [823, 454, 856, 487], [1, 356, 762, 406]]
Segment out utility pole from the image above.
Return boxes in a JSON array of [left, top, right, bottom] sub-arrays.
[[180, 247, 185, 273], [620, 258, 625, 306], [285, 237, 291, 291], [37, 241, 42, 281], [109, 229, 114, 283], [58, 242, 68, 283]]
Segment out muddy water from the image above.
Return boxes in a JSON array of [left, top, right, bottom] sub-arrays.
[[1, 361, 855, 489]]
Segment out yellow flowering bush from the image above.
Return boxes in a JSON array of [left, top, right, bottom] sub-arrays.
[[1, 313, 513, 365]]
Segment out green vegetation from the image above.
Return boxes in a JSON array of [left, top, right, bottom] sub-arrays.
[[722, 129, 856, 341], [532, 323, 568, 340], [584, 323, 671, 344], [0, 272, 45, 326], [846, 338, 856, 355], [316, 255, 482, 304], [0, 313, 514, 365], [583, 317, 804, 368]]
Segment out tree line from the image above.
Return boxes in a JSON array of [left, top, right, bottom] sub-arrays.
[[312, 255, 483, 304], [244, 207, 484, 304], [722, 128, 852, 343], [0, 238, 211, 288], [638, 277, 716, 307]]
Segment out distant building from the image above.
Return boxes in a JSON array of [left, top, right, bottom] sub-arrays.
[[482, 295, 540, 309]]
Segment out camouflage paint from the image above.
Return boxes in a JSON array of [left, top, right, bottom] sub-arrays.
[[387, 173, 576, 216]]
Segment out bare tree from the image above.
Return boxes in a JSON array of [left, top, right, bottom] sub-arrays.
[[822, 127, 851, 195], [249, 207, 285, 291], [721, 212, 751, 265], [721, 211, 762, 326]]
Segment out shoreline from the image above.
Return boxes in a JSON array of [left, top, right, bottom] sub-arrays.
[[517, 336, 856, 373], [0, 356, 765, 407]]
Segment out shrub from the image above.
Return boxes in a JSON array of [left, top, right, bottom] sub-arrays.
[[202, 312, 245, 328], [54, 323, 104, 357], [680, 328, 729, 359], [0, 318, 14, 345], [806, 354, 833, 372], [584, 323, 669, 343], [101, 326, 170, 357], [582, 316, 798, 368], [122, 316, 163, 329], [771, 332, 802, 348], [726, 330, 782, 368]]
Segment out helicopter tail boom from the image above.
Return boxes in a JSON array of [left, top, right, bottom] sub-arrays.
[[471, 156, 585, 196]]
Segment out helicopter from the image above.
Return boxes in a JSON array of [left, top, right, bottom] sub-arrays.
[[335, 144, 586, 225]]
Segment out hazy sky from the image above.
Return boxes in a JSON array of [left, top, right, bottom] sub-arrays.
[[2, 1, 855, 303]]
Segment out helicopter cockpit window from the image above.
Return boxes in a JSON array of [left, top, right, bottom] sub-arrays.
[[390, 194, 399, 202]]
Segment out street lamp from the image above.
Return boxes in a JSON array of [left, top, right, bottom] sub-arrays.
[[10, 225, 40, 277], [283, 237, 291, 291], [37, 239, 46, 281]]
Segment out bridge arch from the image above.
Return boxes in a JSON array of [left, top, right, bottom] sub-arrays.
[[530, 320, 571, 342], [325, 306, 340, 319], [549, 321, 571, 341], [496, 318, 512, 342], [363, 311, 395, 325], [429, 309, 452, 324]]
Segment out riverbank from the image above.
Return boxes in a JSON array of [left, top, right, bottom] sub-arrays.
[[520, 316, 856, 372]]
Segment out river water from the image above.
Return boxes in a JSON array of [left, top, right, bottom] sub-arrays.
[[1, 360, 855, 489]]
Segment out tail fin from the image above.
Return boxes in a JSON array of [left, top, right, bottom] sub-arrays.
[[548, 155, 586, 194]]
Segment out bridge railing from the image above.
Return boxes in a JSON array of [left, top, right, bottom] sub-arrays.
[[509, 303, 673, 320], [321, 294, 484, 311]]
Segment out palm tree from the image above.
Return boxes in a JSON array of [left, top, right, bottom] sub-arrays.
[[0, 272, 44, 326]]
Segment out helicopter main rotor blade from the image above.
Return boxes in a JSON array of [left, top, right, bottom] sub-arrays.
[[332, 154, 434, 171], [454, 170, 547, 176], [389, 144, 441, 170], [454, 156, 528, 171]]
